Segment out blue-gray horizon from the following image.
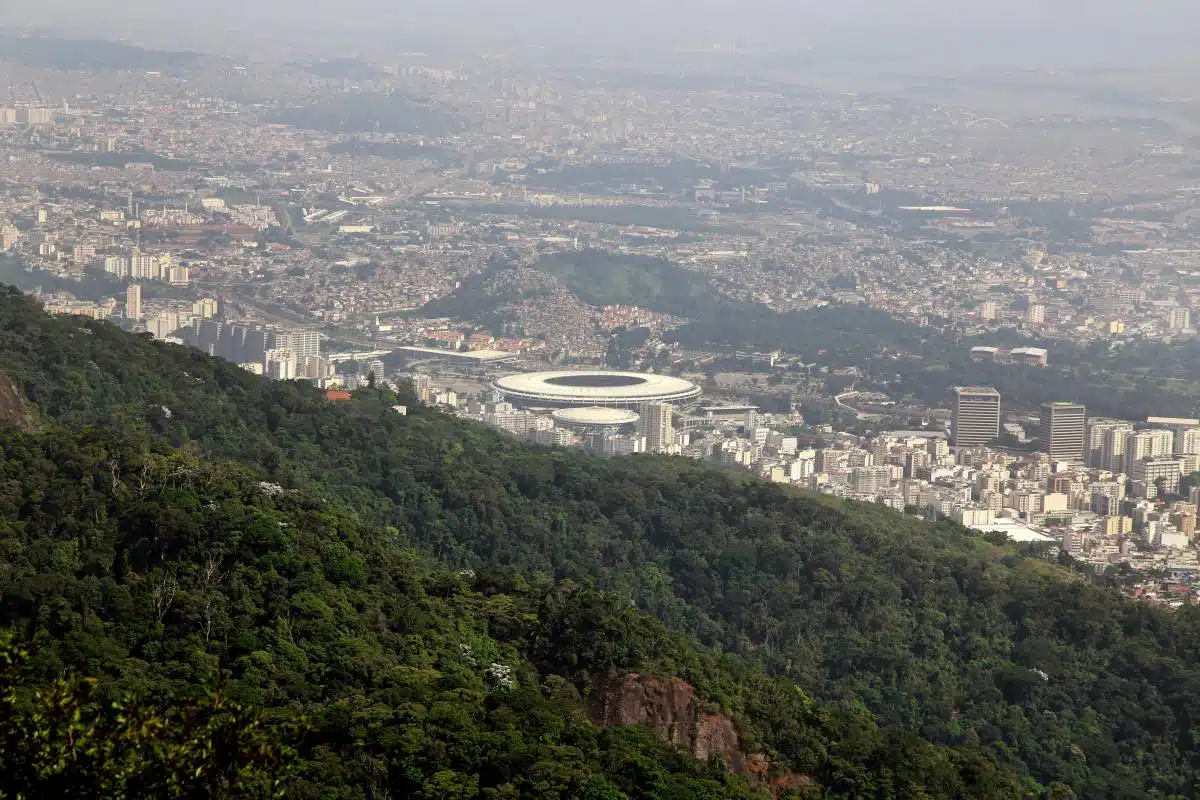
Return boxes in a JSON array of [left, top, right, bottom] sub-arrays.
[[3, 0, 1198, 67]]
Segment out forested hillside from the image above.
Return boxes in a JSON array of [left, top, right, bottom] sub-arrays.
[[1, 286, 1199, 797], [0, 426, 1025, 798]]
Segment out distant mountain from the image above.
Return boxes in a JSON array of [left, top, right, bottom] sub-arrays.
[[0, 34, 202, 72], [300, 57, 386, 82]]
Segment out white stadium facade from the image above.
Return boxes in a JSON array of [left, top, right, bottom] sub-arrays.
[[493, 370, 702, 410], [550, 407, 642, 431]]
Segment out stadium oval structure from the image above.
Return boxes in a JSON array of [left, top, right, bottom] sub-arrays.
[[551, 406, 641, 430], [493, 370, 702, 409]]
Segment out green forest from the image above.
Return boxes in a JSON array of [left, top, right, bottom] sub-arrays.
[[0, 285, 1199, 798]]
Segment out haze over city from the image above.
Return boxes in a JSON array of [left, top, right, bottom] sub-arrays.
[[7, 0, 1200, 66], [7, 2, 1200, 796]]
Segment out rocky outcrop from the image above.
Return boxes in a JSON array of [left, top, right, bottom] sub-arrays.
[[585, 673, 698, 750], [586, 673, 809, 798], [695, 712, 744, 772], [0, 372, 35, 432]]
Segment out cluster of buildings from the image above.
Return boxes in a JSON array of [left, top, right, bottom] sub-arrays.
[[102, 248, 190, 285], [0, 107, 55, 125], [178, 319, 328, 381], [9, 35, 1200, 608]]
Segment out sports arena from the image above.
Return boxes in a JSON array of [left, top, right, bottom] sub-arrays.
[[493, 370, 702, 410], [551, 407, 641, 432]]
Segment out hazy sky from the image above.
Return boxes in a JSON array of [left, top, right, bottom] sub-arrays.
[[5, 0, 1199, 66]]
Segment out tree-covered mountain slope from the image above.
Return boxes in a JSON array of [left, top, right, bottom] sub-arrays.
[[2, 286, 1200, 796], [0, 426, 1022, 799]]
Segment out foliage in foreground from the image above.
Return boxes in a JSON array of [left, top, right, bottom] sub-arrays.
[[0, 426, 1028, 798], [0, 636, 294, 799]]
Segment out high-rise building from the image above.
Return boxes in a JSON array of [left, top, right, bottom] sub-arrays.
[[1124, 429, 1175, 475], [145, 311, 184, 340], [1087, 419, 1123, 468], [1132, 458, 1182, 499], [1039, 402, 1086, 462], [264, 348, 298, 381], [1176, 427, 1200, 456], [951, 387, 1001, 448], [103, 255, 130, 278], [1170, 509, 1197, 538], [1169, 307, 1192, 331], [17, 107, 54, 125], [849, 465, 892, 494], [978, 301, 997, 321], [297, 356, 333, 381], [192, 298, 219, 319], [130, 248, 160, 280], [1027, 303, 1046, 325], [644, 403, 674, 454], [125, 284, 142, 321], [277, 329, 321, 360], [409, 373, 432, 403], [1098, 423, 1136, 473]]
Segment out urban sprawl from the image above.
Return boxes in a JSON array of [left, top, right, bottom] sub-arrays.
[[5, 35, 1200, 606]]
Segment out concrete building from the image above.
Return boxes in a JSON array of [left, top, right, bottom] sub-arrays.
[[1174, 427, 1200, 456], [17, 107, 54, 125], [168, 265, 190, 286], [265, 348, 297, 380], [104, 255, 130, 278], [1039, 402, 1086, 462], [1124, 429, 1175, 475], [125, 284, 141, 321], [1087, 419, 1129, 468], [409, 373, 432, 403], [0, 224, 19, 251], [849, 465, 892, 494], [277, 329, 322, 360], [1131, 458, 1182, 499], [1098, 422, 1137, 473], [643, 403, 674, 454], [192, 298, 219, 319], [951, 387, 1001, 448]]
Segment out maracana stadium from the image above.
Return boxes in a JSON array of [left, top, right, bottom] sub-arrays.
[[492, 370, 702, 410]]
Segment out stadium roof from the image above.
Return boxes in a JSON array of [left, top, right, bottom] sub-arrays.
[[494, 370, 701, 408], [551, 407, 641, 427], [397, 345, 517, 363]]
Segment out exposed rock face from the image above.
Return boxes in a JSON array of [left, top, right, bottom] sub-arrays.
[[696, 712, 744, 772], [585, 673, 698, 750], [587, 673, 808, 797], [0, 373, 35, 432]]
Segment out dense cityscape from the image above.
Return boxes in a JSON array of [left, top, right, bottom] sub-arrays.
[[7, 3, 1200, 797], [6, 29, 1200, 606]]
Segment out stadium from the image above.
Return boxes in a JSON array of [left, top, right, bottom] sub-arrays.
[[551, 407, 641, 432], [493, 370, 702, 410]]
